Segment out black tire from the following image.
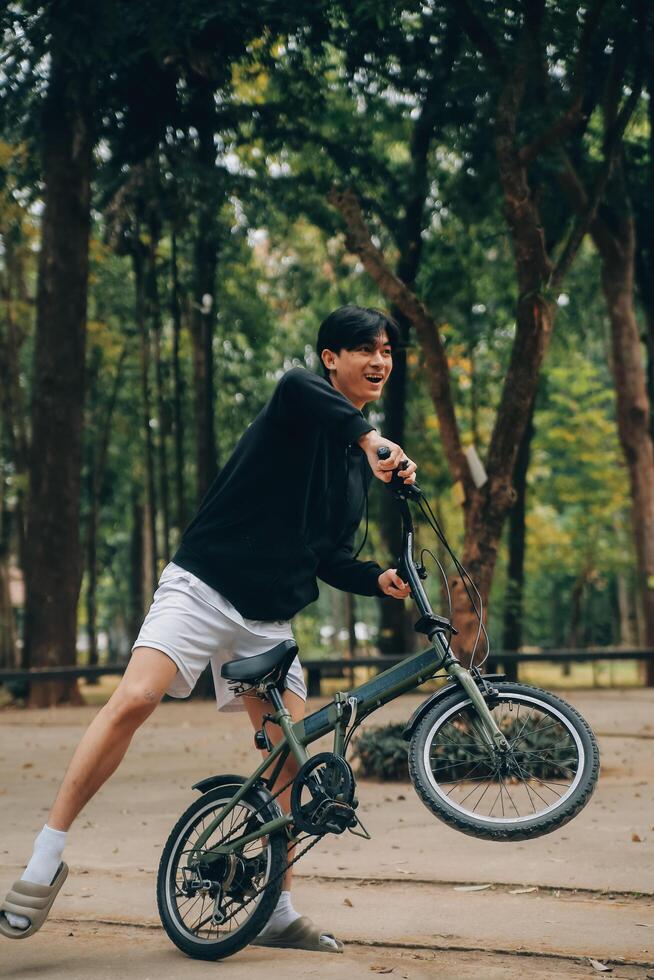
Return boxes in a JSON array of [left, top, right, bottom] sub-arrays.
[[408, 682, 600, 841], [157, 780, 286, 960]]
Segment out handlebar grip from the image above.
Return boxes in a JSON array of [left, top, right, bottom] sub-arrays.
[[376, 445, 422, 498], [376, 446, 409, 471]]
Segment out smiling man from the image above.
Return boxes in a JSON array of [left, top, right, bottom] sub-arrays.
[[1, 304, 416, 953]]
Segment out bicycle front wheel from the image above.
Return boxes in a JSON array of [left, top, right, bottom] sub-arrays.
[[157, 781, 287, 960], [408, 682, 599, 841]]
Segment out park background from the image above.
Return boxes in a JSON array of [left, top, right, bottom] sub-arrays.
[[1, 0, 654, 707]]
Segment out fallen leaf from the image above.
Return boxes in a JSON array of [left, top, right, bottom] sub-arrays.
[[370, 969, 393, 975], [22, 763, 34, 769], [509, 886, 538, 895], [587, 958, 612, 973], [454, 883, 493, 892], [344, 898, 353, 907], [632, 833, 642, 843]]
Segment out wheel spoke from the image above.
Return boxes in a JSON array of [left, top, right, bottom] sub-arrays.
[[419, 690, 590, 827], [163, 790, 278, 951], [513, 749, 577, 777], [470, 778, 494, 813]]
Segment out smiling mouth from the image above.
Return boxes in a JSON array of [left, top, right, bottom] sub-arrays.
[[365, 375, 384, 384]]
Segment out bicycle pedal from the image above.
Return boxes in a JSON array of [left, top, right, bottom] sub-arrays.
[[347, 815, 371, 840]]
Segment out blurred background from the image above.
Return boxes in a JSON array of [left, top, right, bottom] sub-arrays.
[[1, 0, 653, 706]]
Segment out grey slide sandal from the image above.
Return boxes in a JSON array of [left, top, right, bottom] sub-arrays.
[[0, 862, 69, 939], [252, 915, 344, 952]]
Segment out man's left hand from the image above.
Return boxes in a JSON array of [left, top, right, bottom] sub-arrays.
[[378, 568, 411, 599]]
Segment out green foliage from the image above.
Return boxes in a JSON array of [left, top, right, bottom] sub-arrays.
[[0, 0, 650, 670], [353, 723, 409, 781]]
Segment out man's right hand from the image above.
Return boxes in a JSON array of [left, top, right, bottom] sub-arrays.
[[358, 430, 417, 484]]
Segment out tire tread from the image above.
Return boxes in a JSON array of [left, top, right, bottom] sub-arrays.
[[156, 784, 286, 960], [408, 682, 600, 841]]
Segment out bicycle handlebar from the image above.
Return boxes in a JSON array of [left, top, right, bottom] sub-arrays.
[[376, 447, 455, 641]]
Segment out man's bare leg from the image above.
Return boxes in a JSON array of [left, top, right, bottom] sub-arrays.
[[3, 647, 177, 930], [48, 647, 178, 830]]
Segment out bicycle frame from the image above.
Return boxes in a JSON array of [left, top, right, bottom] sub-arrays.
[[189, 484, 510, 862]]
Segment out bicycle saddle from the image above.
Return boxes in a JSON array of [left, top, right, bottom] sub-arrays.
[[220, 639, 298, 686]]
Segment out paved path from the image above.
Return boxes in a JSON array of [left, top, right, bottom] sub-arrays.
[[1, 688, 653, 977]]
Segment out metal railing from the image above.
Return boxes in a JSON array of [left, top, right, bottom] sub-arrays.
[[1, 648, 652, 696]]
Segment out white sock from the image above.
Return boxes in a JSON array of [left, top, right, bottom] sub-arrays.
[[257, 890, 301, 937], [5, 824, 67, 930]]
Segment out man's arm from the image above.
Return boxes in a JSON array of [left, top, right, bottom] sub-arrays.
[[317, 535, 410, 599], [317, 541, 385, 597], [272, 368, 418, 482], [271, 368, 374, 445]]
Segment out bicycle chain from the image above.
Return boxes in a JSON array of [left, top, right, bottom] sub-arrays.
[[190, 761, 354, 928], [210, 773, 296, 846]]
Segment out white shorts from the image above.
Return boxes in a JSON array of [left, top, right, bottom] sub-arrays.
[[131, 562, 307, 712]]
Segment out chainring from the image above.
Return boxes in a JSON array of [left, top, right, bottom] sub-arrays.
[[290, 752, 357, 835]]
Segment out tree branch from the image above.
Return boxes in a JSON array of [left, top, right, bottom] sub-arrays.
[[551, 15, 645, 286], [518, 0, 609, 165], [328, 186, 469, 486], [452, 0, 508, 79]]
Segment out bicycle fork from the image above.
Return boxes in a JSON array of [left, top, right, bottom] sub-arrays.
[[447, 660, 511, 752]]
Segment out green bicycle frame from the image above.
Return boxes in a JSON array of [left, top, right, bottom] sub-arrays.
[[190, 484, 509, 863]]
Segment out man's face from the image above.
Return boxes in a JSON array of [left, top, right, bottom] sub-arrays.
[[321, 330, 393, 409]]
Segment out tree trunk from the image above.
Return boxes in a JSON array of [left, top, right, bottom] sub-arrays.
[[595, 211, 654, 684], [146, 223, 171, 561], [170, 229, 187, 532], [128, 491, 145, 643], [615, 569, 634, 647], [132, 244, 158, 591], [502, 405, 535, 679], [85, 347, 126, 675], [85, 476, 99, 674], [189, 82, 220, 501], [376, 75, 448, 656], [0, 237, 29, 572], [23, 57, 93, 707], [378, 314, 416, 655], [330, 186, 559, 667], [0, 466, 18, 669], [0, 560, 17, 669]]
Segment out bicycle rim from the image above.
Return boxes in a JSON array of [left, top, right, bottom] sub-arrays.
[[422, 692, 585, 825], [163, 795, 273, 945]]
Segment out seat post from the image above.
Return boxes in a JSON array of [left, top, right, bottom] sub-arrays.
[[266, 683, 310, 770], [267, 686, 286, 714]]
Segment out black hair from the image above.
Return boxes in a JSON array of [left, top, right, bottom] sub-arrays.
[[316, 305, 400, 379]]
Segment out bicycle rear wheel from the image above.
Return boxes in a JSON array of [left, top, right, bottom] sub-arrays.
[[157, 780, 286, 960], [408, 682, 599, 841]]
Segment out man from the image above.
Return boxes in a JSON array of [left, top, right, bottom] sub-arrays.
[[1, 304, 416, 952]]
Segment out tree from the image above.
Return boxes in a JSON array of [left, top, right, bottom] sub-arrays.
[[328, 0, 640, 664]]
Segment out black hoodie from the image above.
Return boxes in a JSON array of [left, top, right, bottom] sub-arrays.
[[173, 367, 385, 621]]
